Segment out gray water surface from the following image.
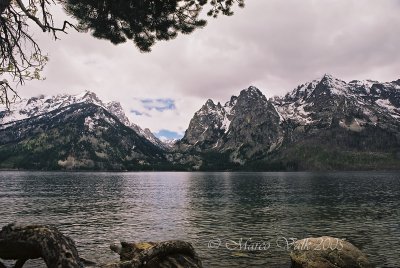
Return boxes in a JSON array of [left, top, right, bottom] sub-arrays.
[[0, 171, 399, 267]]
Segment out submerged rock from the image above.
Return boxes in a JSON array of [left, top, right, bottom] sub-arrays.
[[290, 236, 372, 268], [106, 240, 203, 268]]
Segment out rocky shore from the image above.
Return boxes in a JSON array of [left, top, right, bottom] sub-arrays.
[[0, 223, 373, 268]]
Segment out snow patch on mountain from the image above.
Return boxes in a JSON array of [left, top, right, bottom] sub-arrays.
[[375, 99, 400, 119], [84, 116, 95, 132], [275, 101, 313, 125], [349, 79, 378, 94]]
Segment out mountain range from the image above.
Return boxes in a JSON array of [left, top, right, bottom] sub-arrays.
[[1, 74, 399, 171]]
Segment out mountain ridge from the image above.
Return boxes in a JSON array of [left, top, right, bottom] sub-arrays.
[[1, 74, 399, 171], [0, 90, 170, 150], [0, 102, 170, 170], [174, 74, 400, 170]]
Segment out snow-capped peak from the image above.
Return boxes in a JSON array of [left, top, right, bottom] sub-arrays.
[[0, 90, 104, 125], [0, 90, 167, 149], [159, 136, 178, 147], [75, 90, 101, 102], [274, 75, 400, 126], [285, 74, 352, 102], [317, 74, 350, 95]]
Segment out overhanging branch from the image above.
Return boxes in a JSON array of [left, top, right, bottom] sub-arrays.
[[0, 0, 75, 108]]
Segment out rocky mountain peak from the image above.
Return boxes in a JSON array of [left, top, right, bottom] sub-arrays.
[[179, 99, 227, 150], [205, 99, 215, 106], [320, 73, 336, 81], [239, 86, 264, 99], [298, 74, 349, 101], [201, 99, 219, 111], [317, 74, 348, 92], [225, 96, 238, 109], [78, 90, 101, 103], [197, 99, 225, 116], [105, 101, 131, 126]]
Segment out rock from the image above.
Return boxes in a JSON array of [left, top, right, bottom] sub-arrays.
[[106, 240, 203, 268], [80, 257, 97, 266], [0, 223, 84, 268], [0, 223, 202, 268], [290, 236, 372, 268]]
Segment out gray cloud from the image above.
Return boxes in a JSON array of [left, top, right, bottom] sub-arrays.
[[19, 0, 400, 133]]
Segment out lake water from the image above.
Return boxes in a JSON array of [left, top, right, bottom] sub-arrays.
[[0, 171, 399, 267]]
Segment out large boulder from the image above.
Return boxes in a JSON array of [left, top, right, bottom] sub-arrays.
[[0, 223, 83, 268], [290, 236, 372, 268]]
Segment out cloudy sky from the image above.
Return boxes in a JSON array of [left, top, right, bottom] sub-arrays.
[[19, 0, 400, 139]]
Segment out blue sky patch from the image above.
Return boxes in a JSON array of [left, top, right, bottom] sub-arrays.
[[130, 109, 143, 116], [130, 109, 151, 117], [155, 129, 183, 140], [140, 98, 176, 112]]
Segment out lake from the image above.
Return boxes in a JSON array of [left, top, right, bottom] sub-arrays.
[[0, 171, 399, 267]]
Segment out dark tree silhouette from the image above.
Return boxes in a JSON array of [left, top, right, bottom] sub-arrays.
[[0, 0, 244, 108]]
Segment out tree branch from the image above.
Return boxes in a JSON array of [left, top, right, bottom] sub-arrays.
[[15, 0, 47, 32], [14, 0, 77, 35]]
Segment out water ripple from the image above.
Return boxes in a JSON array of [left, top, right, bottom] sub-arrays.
[[0, 171, 399, 267]]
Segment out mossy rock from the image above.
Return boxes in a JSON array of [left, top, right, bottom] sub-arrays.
[[108, 240, 203, 268], [290, 236, 372, 268]]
